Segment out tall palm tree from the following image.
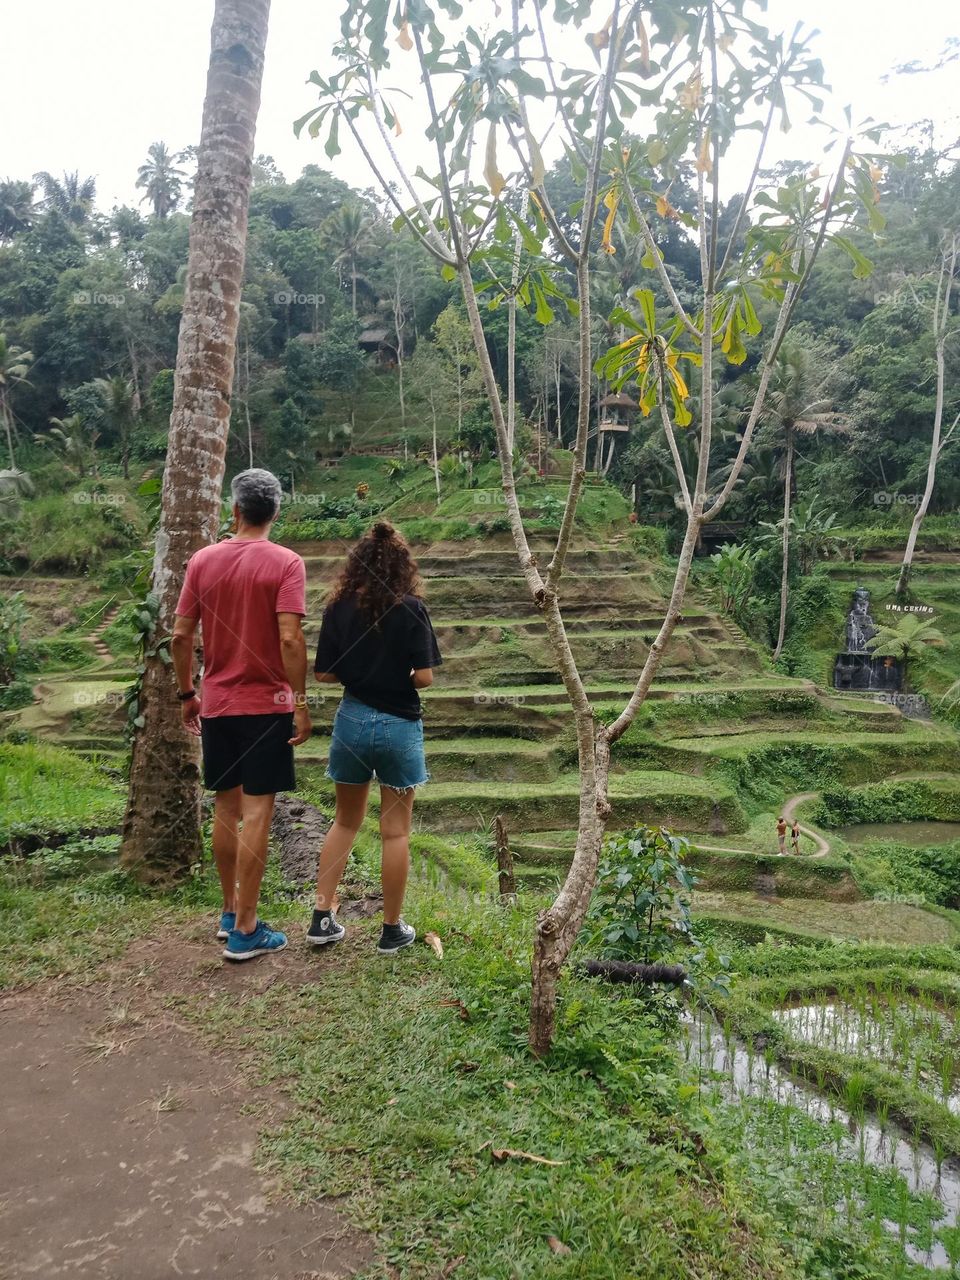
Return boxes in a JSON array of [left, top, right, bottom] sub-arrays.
[[37, 414, 98, 478], [0, 333, 33, 469], [34, 170, 96, 225], [121, 0, 272, 883], [321, 204, 376, 314], [0, 179, 36, 241], [135, 142, 187, 220], [93, 376, 136, 479], [758, 344, 849, 661]]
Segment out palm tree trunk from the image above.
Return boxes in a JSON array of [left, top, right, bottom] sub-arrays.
[[898, 337, 946, 597], [1, 394, 14, 470], [772, 427, 793, 662], [120, 0, 271, 883]]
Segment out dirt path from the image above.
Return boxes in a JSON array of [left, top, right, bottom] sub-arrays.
[[696, 792, 832, 861], [0, 928, 372, 1280], [782, 792, 831, 857]]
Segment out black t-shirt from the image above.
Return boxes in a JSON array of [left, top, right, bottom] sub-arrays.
[[314, 593, 442, 720]]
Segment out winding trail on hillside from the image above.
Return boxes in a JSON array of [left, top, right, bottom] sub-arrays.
[[782, 793, 831, 857], [696, 791, 832, 860]]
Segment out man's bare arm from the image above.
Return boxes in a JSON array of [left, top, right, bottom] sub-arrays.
[[171, 615, 202, 736], [278, 612, 311, 745]]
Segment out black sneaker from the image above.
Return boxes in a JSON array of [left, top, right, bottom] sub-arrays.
[[377, 920, 416, 955], [306, 909, 345, 946]]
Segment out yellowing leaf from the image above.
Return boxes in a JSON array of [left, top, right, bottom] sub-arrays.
[[679, 72, 702, 110], [601, 188, 620, 255], [525, 125, 546, 188], [655, 194, 678, 220], [637, 15, 650, 72], [667, 364, 690, 401], [589, 14, 613, 51], [484, 122, 506, 198], [424, 931, 444, 959], [547, 1236, 572, 1256], [696, 133, 712, 174], [674, 399, 693, 427], [396, 21, 413, 51]]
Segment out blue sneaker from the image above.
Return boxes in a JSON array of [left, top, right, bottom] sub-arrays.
[[223, 921, 288, 962], [216, 911, 236, 940]]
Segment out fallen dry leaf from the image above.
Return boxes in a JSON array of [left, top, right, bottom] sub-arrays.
[[440, 1257, 466, 1278], [490, 1147, 564, 1167], [547, 1236, 572, 1256], [424, 931, 444, 959], [504, 1080, 517, 1090], [439, 998, 469, 1020]]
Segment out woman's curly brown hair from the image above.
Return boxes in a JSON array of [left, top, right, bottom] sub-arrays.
[[328, 521, 423, 625]]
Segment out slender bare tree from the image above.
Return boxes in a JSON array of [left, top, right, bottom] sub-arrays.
[[897, 232, 959, 596], [121, 0, 272, 882], [300, 0, 885, 1052]]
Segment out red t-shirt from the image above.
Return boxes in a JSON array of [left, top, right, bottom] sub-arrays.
[[175, 538, 307, 718]]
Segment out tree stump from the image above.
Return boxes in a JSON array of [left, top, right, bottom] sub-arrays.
[[494, 814, 516, 903]]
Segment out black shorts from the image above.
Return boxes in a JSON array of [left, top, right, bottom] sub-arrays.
[[200, 713, 296, 795]]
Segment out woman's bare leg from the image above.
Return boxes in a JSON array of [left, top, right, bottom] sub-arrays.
[[314, 782, 370, 910], [379, 786, 415, 924]]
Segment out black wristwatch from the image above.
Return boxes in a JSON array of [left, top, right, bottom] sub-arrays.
[[178, 688, 198, 701]]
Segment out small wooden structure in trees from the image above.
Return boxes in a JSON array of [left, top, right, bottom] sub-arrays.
[[597, 391, 637, 433], [595, 392, 636, 475]]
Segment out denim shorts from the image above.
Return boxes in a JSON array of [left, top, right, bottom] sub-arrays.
[[326, 695, 429, 792]]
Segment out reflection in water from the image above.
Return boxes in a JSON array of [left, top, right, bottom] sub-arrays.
[[769, 999, 960, 1112], [680, 1012, 960, 1270], [838, 821, 960, 848]]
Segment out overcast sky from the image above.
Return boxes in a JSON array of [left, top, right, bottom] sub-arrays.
[[2, 2, 956, 212]]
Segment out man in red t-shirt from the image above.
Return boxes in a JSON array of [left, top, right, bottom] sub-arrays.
[[171, 468, 311, 962]]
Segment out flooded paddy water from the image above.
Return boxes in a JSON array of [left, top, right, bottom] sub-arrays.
[[680, 1011, 960, 1270], [838, 822, 960, 847], [771, 994, 960, 1112]]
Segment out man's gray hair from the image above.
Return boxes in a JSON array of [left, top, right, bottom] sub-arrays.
[[231, 468, 282, 526]]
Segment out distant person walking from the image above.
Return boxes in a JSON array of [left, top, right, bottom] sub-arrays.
[[172, 469, 311, 962], [308, 522, 441, 955], [790, 819, 801, 856], [776, 816, 787, 856]]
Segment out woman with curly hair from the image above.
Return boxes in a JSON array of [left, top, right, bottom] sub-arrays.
[[306, 521, 442, 954]]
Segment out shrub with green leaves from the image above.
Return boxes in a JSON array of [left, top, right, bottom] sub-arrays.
[[585, 825, 697, 964], [0, 590, 27, 685]]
